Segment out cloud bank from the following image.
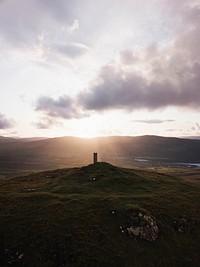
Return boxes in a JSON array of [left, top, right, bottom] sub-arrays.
[[78, 61, 200, 111], [3, 0, 192, 131]]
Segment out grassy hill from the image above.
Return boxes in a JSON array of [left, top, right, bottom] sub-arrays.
[[0, 162, 199, 266]]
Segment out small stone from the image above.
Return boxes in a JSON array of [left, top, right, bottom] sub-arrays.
[[18, 253, 24, 260]]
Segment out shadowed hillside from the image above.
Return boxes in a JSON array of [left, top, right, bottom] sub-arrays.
[[0, 162, 199, 266]]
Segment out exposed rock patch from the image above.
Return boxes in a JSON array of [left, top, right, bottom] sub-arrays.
[[2, 248, 24, 265], [122, 209, 159, 242], [172, 217, 196, 233]]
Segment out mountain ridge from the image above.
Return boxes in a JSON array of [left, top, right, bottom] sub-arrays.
[[0, 135, 200, 173]]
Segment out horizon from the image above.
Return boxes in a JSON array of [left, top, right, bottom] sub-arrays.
[[1, 133, 200, 141], [1, 0, 200, 138]]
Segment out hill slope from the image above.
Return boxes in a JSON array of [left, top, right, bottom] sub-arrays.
[[0, 163, 199, 266]]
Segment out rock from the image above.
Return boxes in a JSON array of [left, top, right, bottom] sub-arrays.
[[123, 209, 159, 242], [24, 188, 36, 192], [172, 217, 195, 233], [4, 249, 24, 265], [88, 177, 96, 181], [18, 253, 24, 260], [111, 210, 116, 215]]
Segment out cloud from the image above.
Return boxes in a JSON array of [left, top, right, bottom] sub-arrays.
[[166, 129, 177, 132], [34, 117, 62, 129], [35, 95, 87, 120], [77, 3, 200, 112], [78, 65, 146, 110], [133, 119, 174, 124], [32, 34, 50, 60], [0, 1, 89, 65], [0, 0, 75, 46], [3, 0, 200, 122], [28, 0, 200, 116], [64, 19, 79, 33], [196, 123, 200, 130], [77, 64, 183, 111], [79, 57, 200, 111], [119, 50, 138, 65], [54, 42, 91, 58], [35, 121, 50, 129], [0, 113, 15, 129]]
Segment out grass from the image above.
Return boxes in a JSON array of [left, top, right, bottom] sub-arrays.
[[0, 162, 199, 266]]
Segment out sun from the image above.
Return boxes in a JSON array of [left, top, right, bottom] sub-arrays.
[[74, 131, 101, 139], [50, 116, 105, 139], [73, 119, 102, 138]]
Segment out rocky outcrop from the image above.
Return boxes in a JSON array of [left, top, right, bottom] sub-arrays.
[[121, 209, 159, 242]]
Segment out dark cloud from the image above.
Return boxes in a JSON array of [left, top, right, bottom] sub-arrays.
[[35, 95, 87, 120], [133, 119, 174, 124], [0, 113, 14, 129], [78, 61, 200, 111], [78, 65, 147, 110]]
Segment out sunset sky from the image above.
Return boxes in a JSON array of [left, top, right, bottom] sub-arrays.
[[0, 0, 200, 138]]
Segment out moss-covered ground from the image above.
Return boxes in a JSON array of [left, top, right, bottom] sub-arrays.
[[0, 162, 199, 266]]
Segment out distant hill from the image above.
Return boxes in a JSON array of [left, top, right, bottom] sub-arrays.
[[183, 136, 200, 140], [0, 136, 18, 143], [0, 162, 199, 266], [0, 135, 200, 173], [0, 136, 47, 143]]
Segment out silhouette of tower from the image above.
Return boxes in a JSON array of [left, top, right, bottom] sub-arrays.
[[93, 152, 98, 164]]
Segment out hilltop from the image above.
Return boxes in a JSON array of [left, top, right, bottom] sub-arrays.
[[1, 135, 200, 177], [0, 162, 199, 266]]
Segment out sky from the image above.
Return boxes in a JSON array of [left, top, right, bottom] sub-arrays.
[[0, 0, 200, 138]]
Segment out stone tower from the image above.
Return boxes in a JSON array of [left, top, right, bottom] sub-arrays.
[[93, 152, 98, 164]]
